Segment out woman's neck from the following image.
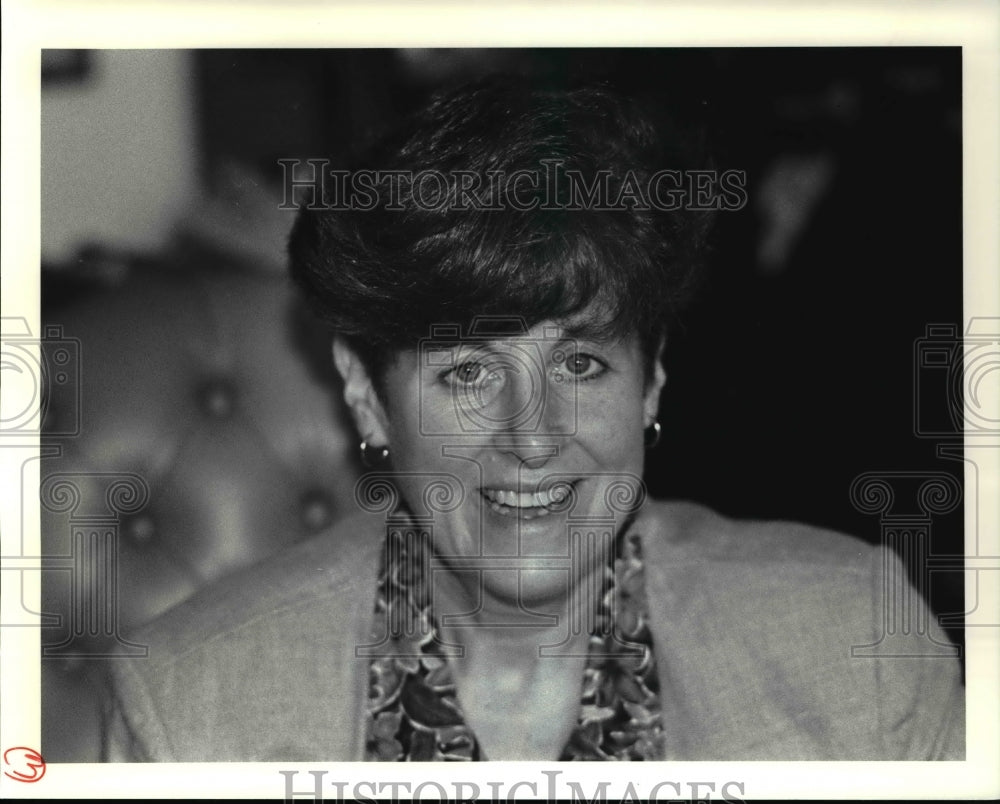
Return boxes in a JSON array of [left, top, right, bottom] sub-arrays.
[[433, 579, 596, 760]]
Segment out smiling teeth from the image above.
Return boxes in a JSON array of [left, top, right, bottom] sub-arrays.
[[481, 486, 569, 508]]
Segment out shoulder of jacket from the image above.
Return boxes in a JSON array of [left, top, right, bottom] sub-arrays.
[[638, 498, 873, 572], [126, 509, 385, 657]]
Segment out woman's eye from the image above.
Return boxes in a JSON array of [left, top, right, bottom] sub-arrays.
[[443, 360, 496, 388], [454, 361, 485, 384], [562, 353, 607, 381]]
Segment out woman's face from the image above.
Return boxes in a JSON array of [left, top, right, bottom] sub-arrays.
[[336, 312, 665, 610]]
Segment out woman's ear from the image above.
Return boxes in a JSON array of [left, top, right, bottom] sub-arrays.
[[643, 338, 667, 428], [332, 336, 390, 447]]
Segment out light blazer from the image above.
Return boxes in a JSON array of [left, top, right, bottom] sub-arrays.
[[103, 500, 964, 761]]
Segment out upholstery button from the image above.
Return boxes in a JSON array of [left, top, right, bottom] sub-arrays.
[[124, 513, 156, 544], [198, 378, 236, 418], [300, 489, 334, 532]]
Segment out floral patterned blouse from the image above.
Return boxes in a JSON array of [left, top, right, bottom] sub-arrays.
[[363, 522, 665, 760]]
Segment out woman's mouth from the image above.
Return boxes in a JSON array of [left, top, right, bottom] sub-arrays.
[[479, 481, 577, 519]]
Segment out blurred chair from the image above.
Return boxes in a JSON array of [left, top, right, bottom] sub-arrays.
[[39, 245, 361, 761]]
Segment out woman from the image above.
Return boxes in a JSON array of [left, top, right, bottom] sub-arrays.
[[104, 77, 964, 762]]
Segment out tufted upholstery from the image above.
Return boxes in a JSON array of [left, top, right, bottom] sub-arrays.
[[39, 256, 361, 762]]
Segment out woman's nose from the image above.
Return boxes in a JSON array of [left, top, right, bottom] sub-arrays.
[[487, 362, 572, 458]]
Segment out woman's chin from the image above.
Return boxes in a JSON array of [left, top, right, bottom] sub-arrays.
[[430, 505, 611, 611]]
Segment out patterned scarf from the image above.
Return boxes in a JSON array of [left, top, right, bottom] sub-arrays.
[[362, 522, 664, 761]]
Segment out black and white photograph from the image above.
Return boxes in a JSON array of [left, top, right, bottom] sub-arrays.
[[2, 2, 998, 801]]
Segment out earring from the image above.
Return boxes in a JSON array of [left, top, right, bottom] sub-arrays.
[[360, 440, 390, 468], [643, 421, 662, 449]]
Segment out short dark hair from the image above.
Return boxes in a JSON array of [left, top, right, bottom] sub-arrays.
[[289, 76, 712, 387]]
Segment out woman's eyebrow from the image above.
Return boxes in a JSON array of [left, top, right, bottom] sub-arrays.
[[558, 323, 621, 347], [422, 341, 502, 365]]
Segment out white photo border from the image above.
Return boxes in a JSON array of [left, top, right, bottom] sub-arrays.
[[2, 0, 997, 799]]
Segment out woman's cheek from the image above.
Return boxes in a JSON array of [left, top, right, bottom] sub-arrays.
[[578, 386, 645, 466]]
